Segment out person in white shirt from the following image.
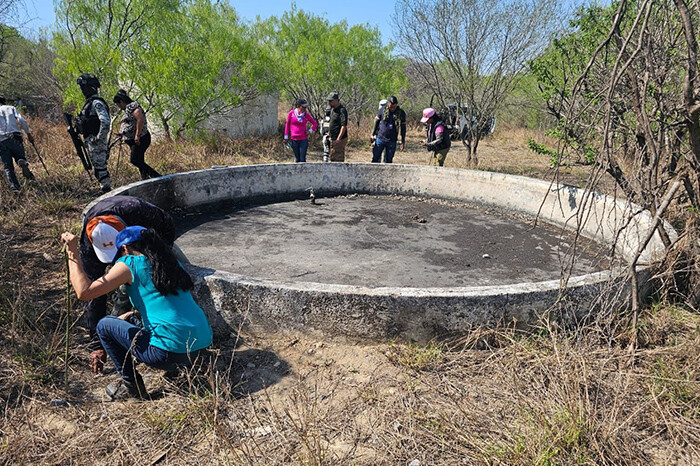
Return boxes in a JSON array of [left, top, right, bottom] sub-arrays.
[[0, 97, 35, 192]]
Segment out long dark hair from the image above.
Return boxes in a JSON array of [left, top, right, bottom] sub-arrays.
[[113, 89, 134, 105], [127, 228, 193, 295]]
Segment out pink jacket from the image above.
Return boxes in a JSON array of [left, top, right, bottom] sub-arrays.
[[284, 109, 318, 141]]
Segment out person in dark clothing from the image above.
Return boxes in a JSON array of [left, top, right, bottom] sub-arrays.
[[421, 107, 451, 167], [327, 92, 348, 162], [371, 96, 406, 163], [113, 90, 161, 180], [76, 74, 111, 192], [79, 195, 175, 373], [0, 97, 35, 192]]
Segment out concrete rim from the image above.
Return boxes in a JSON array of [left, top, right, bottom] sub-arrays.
[[88, 163, 672, 340]]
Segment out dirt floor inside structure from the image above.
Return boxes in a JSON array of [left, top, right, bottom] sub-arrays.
[[175, 194, 609, 288]]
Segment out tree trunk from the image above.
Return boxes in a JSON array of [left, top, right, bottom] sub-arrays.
[[160, 116, 172, 141], [471, 134, 480, 167]]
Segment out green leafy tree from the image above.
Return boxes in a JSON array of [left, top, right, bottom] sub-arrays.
[[259, 8, 406, 127], [53, 0, 274, 137], [0, 27, 59, 108], [130, 0, 274, 137]]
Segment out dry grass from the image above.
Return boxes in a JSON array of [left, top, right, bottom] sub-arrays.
[[1, 120, 699, 465]]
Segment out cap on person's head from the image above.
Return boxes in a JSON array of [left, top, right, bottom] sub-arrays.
[[86, 215, 126, 263], [295, 98, 309, 108], [326, 92, 339, 101], [420, 107, 436, 123], [115, 225, 147, 251], [379, 99, 388, 110], [387, 96, 399, 105], [113, 89, 129, 104]]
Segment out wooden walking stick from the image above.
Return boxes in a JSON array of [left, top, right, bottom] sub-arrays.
[[29, 140, 50, 176], [63, 245, 71, 390], [115, 135, 123, 181]]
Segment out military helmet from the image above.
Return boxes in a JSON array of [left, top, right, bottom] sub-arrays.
[[77, 74, 101, 89]]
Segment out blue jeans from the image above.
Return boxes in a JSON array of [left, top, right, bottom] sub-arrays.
[[290, 139, 309, 163], [96, 316, 200, 385], [371, 137, 397, 163]]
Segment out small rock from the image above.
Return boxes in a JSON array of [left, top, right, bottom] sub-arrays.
[[482, 254, 490, 259], [250, 425, 273, 437], [50, 399, 69, 408], [351, 313, 361, 318], [314, 342, 324, 349], [412, 214, 427, 223], [409, 460, 421, 466], [393, 421, 402, 432], [246, 362, 256, 369], [273, 361, 281, 368], [43, 252, 54, 262]]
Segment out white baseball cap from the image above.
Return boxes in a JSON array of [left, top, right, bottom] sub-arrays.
[[86, 215, 126, 263]]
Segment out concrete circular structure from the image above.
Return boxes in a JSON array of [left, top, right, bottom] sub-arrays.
[[89, 163, 671, 342]]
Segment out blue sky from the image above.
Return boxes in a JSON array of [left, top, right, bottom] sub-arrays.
[[24, 0, 397, 42]]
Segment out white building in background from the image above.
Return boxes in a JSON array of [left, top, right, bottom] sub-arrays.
[[198, 93, 279, 139], [146, 93, 279, 140]]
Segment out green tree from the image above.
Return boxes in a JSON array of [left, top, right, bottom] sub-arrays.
[[0, 27, 59, 108], [53, 0, 274, 137], [259, 8, 406, 127]]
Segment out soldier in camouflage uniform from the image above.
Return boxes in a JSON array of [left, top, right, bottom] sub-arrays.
[[77, 74, 111, 192]]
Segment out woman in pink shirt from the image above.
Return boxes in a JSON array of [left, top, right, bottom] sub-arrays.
[[284, 98, 318, 163]]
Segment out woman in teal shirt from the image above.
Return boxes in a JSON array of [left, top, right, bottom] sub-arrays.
[[61, 226, 212, 400]]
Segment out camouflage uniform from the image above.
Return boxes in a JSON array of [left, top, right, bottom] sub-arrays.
[[83, 97, 111, 191]]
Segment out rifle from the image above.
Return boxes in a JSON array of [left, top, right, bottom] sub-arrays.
[[63, 113, 93, 176], [29, 139, 50, 176]]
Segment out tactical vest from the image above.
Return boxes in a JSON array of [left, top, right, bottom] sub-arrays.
[[377, 108, 404, 142], [76, 96, 107, 137], [427, 118, 451, 152]]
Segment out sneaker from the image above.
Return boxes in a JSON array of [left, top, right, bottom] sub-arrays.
[[105, 379, 147, 401], [101, 184, 111, 193], [17, 160, 35, 181]]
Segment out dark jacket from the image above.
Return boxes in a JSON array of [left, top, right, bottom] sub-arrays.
[[329, 104, 348, 140], [372, 107, 407, 144], [426, 116, 451, 152], [79, 195, 175, 278]]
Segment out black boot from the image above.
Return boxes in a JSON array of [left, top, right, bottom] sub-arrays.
[[105, 376, 147, 401], [18, 159, 35, 181]]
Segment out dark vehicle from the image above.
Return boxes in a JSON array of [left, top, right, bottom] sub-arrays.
[[442, 104, 496, 145], [429, 96, 496, 146]]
